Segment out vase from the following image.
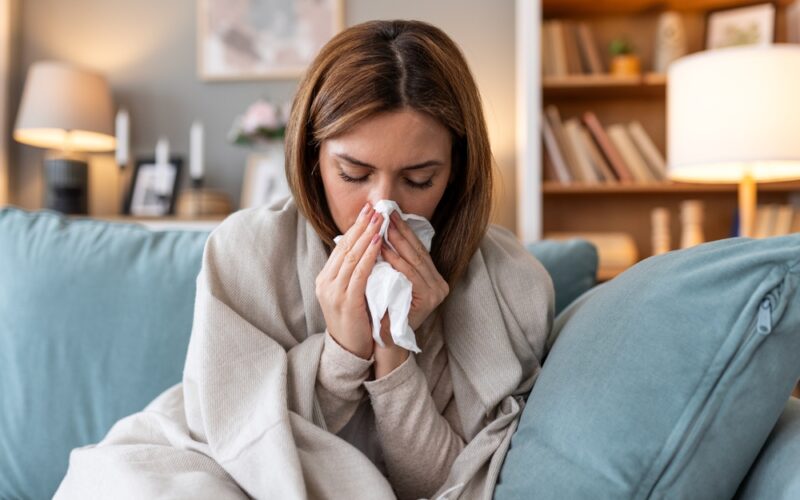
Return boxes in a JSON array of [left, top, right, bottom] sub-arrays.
[[610, 55, 641, 76], [240, 141, 291, 210]]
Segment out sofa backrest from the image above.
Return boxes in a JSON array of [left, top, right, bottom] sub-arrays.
[[0, 208, 209, 499], [0, 207, 596, 499]]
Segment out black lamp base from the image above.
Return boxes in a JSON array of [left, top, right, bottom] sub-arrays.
[[45, 158, 88, 214]]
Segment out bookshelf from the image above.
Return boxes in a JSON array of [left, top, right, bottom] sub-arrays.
[[516, 0, 800, 277]]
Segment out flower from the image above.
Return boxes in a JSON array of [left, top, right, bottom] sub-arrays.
[[229, 99, 290, 146]]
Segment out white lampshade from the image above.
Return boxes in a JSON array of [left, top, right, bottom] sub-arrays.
[[14, 61, 115, 152], [668, 45, 800, 183]]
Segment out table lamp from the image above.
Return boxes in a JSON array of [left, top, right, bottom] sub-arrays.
[[668, 45, 800, 237], [14, 61, 115, 214]]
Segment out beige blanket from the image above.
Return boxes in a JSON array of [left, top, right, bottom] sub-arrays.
[[55, 198, 553, 499]]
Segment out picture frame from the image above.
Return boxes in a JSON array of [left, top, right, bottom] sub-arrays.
[[197, 0, 345, 81], [124, 157, 183, 216], [706, 3, 776, 50], [240, 150, 291, 209]]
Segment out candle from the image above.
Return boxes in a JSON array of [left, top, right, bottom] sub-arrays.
[[115, 109, 129, 167], [154, 137, 170, 194], [190, 121, 204, 180], [155, 136, 169, 166]]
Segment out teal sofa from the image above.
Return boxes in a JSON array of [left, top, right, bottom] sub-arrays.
[[1, 206, 798, 499]]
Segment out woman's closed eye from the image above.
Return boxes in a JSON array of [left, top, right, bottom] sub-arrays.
[[337, 170, 434, 190]]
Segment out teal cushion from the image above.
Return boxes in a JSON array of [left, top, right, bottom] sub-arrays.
[[735, 396, 800, 499], [497, 234, 800, 499], [527, 239, 597, 315], [0, 208, 209, 500]]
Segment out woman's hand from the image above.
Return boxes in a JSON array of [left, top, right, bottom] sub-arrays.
[[373, 211, 449, 377], [316, 203, 384, 359], [380, 211, 450, 332]]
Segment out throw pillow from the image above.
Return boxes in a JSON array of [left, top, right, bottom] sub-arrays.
[[496, 234, 800, 499]]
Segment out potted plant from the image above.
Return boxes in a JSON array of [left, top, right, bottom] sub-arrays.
[[609, 38, 641, 77]]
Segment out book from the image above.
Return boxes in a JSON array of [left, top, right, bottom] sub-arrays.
[[575, 22, 604, 74], [582, 112, 634, 183], [579, 127, 617, 182], [541, 22, 555, 76], [541, 112, 572, 183], [541, 151, 560, 182], [788, 1, 800, 44], [773, 205, 795, 236], [607, 124, 658, 183], [627, 121, 667, 180], [545, 105, 582, 181], [754, 204, 778, 239], [549, 20, 569, 77], [562, 22, 584, 75], [564, 119, 600, 183], [792, 207, 800, 233]]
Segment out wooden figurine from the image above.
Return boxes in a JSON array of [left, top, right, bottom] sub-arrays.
[[654, 11, 688, 74], [680, 200, 705, 249], [651, 207, 671, 255]]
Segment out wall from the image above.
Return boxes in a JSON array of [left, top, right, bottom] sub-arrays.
[[10, 0, 517, 230]]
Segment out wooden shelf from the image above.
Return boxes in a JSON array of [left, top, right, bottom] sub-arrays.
[[543, 0, 794, 17], [543, 73, 666, 99], [543, 181, 800, 195]]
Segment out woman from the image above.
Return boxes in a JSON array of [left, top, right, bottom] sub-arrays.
[[56, 20, 553, 500]]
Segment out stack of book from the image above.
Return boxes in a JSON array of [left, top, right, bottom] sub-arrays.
[[542, 105, 667, 184], [541, 19, 604, 77], [753, 204, 800, 238]]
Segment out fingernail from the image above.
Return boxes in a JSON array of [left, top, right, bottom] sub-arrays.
[[371, 234, 381, 245], [371, 213, 380, 224], [359, 203, 369, 218]]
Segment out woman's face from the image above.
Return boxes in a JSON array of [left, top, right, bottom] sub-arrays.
[[319, 109, 452, 234]]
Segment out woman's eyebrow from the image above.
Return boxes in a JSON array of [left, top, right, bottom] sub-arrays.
[[335, 153, 442, 171]]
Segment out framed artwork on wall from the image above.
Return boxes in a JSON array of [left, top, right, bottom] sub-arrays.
[[197, 0, 345, 81], [124, 157, 183, 216], [705, 3, 775, 50]]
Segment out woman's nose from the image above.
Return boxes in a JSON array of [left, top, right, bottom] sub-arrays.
[[368, 179, 396, 205]]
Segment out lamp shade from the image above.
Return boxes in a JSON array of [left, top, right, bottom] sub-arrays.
[[14, 61, 115, 152], [668, 45, 800, 183]]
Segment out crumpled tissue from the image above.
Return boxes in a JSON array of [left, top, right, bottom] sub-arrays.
[[334, 200, 435, 353]]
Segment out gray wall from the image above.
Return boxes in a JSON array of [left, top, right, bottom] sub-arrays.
[[11, 0, 517, 230]]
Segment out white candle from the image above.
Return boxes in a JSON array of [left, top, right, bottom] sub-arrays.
[[115, 109, 129, 166], [154, 137, 170, 194], [155, 136, 169, 166], [190, 121, 204, 179]]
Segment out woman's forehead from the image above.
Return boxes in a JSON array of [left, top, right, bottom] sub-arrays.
[[321, 109, 451, 167]]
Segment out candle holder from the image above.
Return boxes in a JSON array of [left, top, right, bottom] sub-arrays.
[[176, 178, 232, 217]]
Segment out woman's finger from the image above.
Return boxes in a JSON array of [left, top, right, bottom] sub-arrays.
[[386, 217, 437, 288], [336, 211, 383, 287], [346, 229, 383, 301], [381, 243, 428, 292], [321, 203, 373, 281], [390, 212, 439, 277]]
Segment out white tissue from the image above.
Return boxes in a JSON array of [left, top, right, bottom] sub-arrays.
[[334, 200, 435, 353]]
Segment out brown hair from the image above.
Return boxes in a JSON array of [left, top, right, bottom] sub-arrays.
[[285, 19, 493, 286]]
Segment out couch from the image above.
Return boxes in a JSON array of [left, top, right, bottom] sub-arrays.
[[1, 206, 798, 499]]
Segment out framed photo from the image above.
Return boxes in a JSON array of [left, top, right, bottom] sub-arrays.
[[240, 151, 291, 209], [125, 157, 183, 216], [706, 3, 775, 50], [197, 0, 345, 81]]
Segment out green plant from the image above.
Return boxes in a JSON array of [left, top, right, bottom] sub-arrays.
[[609, 38, 634, 57]]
